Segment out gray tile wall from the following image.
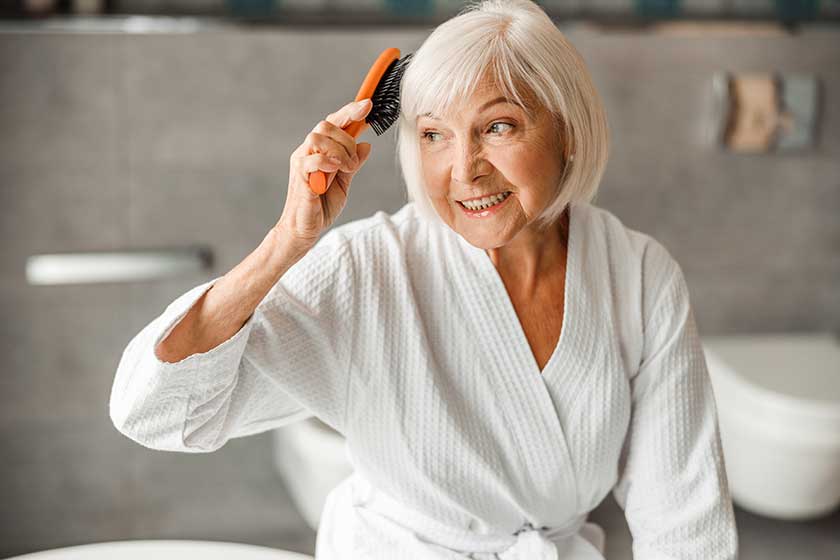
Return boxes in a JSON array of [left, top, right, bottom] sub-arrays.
[[1, 23, 838, 558]]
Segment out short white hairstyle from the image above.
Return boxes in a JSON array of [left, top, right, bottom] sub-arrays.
[[395, 0, 610, 231]]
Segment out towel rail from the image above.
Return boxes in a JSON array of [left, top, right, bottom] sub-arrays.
[[25, 248, 213, 285]]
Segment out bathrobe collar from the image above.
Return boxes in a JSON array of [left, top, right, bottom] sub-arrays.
[[443, 202, 592, 528], [452, 202, 579, 380]]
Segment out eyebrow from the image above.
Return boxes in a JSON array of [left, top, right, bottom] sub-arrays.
[[421, 96, 523, 120]]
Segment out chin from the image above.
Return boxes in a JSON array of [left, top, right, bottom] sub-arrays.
[[457, 226, 512, 250]]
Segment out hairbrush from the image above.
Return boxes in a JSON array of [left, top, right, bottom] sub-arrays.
[[308, 47, 413, 195]]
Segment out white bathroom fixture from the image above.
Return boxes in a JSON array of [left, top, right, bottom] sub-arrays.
[[5, 540, 313, 560], [702, 333, 840, 520], [272, 417, 353, 530]]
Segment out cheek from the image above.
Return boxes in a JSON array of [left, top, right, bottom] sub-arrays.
[[505, 144, 560, 188], [420, 155, 451, 199], [503, 141, 545, 169]]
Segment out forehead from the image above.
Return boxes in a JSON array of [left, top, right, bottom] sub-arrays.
[[420, 96, 525, 121], [417, 80, 537, 122]]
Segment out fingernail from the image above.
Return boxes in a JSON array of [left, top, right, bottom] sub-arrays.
[[357, 99, 371, 109]]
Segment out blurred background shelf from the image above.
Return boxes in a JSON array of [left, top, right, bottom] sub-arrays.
[[2, 0, 840, 29]]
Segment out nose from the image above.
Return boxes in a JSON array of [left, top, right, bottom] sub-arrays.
[[452, 136, 489, 185]]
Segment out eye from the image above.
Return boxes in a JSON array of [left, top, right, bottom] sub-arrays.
[[421, 131, 442, 143], [421, 122, 514, 143], [488, 122, 514, 134]]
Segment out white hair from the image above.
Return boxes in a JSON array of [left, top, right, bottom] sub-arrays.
[[395, 0, 610, 231]]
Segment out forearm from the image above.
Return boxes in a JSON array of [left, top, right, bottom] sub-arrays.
[[154, 227, 311, 363]]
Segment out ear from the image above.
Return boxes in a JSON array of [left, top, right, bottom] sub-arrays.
[[562, 121, 574, 162], [554, 112, 574, 162]]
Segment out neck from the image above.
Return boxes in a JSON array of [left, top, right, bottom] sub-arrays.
[[485, 206, 570, 294]]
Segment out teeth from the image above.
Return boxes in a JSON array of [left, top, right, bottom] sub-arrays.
[[461, 191, 510, 210]]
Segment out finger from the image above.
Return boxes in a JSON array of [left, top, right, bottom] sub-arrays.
[[312, 120, 360, 164], [322, 99, 372, 153], [305, 131, 357, 170], [296, 154, 356, 196], [298, 152, 342, 180], [333, 142, 370, 176], [356, 142, 372, 164], [326, 98, 372, 130]]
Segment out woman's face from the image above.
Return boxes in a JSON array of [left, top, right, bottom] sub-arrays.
[[417, 81, 565, 250]]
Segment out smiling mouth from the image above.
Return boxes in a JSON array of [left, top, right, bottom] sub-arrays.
[[457, 190, 512, 211], [457, 190, 510, 202]]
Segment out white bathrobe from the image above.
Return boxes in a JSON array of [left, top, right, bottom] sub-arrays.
[[109, 201, 738, 559]]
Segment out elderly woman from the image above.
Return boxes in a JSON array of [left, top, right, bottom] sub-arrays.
[[109, 1, 738, 558]]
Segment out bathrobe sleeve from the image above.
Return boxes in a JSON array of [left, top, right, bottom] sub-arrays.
[[109, 227, 356, 453], [611, 245, 739, 559]]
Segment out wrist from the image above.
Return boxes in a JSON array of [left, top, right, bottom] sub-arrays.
[[264, 225, 314, 267]]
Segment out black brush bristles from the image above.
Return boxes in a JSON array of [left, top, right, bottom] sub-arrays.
[[366, 53, 413, 136]]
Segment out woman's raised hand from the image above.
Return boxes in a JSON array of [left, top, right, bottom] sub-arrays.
[[274, 98, 373, 252]]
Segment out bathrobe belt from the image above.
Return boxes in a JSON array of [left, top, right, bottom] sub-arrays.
[[348, 473, 599, 559]]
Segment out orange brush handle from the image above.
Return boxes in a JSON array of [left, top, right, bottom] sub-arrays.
[[309, 47, 402, 195]]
